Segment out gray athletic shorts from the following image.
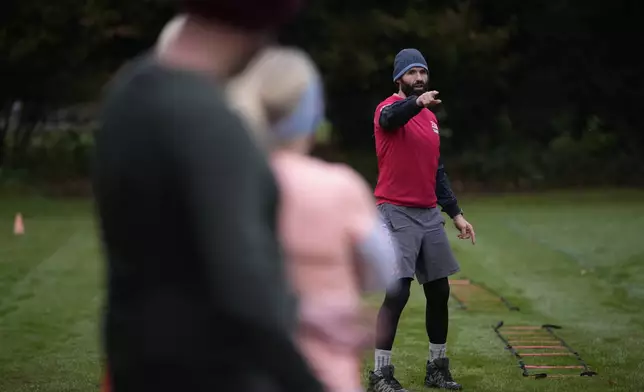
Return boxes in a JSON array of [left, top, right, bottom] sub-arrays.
[[377, 203, 460, 285]]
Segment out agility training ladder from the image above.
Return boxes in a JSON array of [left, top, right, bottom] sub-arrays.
[[449, 279, 519, 311], [493, 321, 598, 379]]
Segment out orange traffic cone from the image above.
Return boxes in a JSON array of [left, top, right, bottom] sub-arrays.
[[14, 213, 24, 235]]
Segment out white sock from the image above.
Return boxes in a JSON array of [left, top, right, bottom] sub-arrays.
[[375, 349, 392, 370], [429, 343, 447, 362]]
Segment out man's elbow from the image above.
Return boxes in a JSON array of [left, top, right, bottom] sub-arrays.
[[379, 119, 398, 132], [378, 116, 391, 130], [379, 109, 402, 131]]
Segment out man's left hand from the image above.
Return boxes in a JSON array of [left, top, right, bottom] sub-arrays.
[[453, 214, 476, 245]]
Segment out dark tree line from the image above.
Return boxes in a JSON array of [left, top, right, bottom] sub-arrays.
[[1, 0, 642, 187], [0, 0, 172, 168], [281, 0, 644, 187]]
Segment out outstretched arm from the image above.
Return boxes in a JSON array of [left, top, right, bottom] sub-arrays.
[[379, 91, 441, 131], [378, 96, 422, 131]]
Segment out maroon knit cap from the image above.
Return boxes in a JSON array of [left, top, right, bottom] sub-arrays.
[[179, 0, 303, 31]]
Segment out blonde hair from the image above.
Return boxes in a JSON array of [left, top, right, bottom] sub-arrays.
[[226, 46, 321, 150]]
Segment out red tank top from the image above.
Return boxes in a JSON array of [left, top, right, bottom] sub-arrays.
[[373, 94, 440, 208]]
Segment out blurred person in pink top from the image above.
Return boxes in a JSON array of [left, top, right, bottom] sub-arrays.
[[228, 47, 399, 392]]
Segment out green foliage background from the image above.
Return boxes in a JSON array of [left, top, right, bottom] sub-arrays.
[[2, 0, 643, 190]]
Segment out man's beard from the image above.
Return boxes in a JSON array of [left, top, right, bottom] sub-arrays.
[[400, 80, 428, 97]]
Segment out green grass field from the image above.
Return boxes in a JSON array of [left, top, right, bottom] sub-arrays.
[[1, 190, 643, 392]]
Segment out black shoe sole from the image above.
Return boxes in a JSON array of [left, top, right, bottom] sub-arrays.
[[425, 385, 462, 390]]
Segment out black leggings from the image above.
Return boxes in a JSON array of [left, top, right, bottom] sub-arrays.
[[375, 277, 450, 350]]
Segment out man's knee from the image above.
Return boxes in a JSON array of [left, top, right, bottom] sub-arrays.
[[423, 277, 450, 305], [383, 278, 412, 312]]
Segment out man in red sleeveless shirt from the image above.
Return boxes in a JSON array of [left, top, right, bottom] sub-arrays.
[[367, 49, 476, 392]]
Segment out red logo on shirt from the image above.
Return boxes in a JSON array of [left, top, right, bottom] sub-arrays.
[[431, 121, 439, 134]]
